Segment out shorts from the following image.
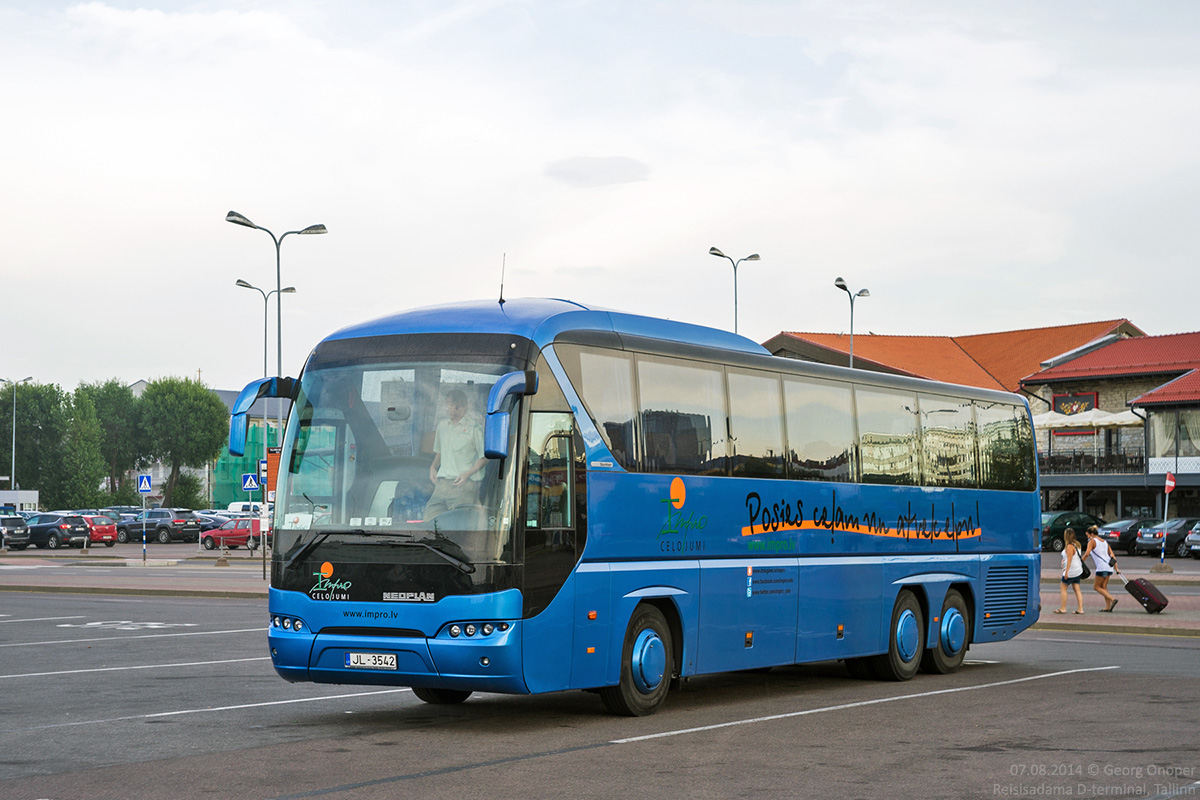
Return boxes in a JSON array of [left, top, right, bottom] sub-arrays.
[[1061, 575, 1081, 585], [1095, 571, 1113, 577]]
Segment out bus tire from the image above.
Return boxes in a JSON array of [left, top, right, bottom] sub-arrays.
[[870, 590, 924, 681], [412, 687, 472, 705], [600, 604, 674, 716], [920, 589, 970, 675]]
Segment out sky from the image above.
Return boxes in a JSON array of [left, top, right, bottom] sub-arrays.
[[4, 0, 1200, 394]]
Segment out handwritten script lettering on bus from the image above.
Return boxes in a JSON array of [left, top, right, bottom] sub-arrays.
[[742, 491, 981, 541]]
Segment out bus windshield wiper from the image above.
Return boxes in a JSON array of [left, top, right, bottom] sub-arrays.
[[283, 529, 364, 572], [356, 531, 476, 574]]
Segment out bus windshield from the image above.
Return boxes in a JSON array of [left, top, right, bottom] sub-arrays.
[[273, 354, 523, 569]]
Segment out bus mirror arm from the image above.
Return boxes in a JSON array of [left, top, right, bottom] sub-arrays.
[[484, 370, 538, 459], [228, 376, 298, 457]]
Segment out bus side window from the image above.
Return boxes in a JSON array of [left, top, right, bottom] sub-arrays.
[[636, 355, 726, 476]]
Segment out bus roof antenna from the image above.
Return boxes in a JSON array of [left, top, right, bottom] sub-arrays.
[[499, 253, 506, 306]]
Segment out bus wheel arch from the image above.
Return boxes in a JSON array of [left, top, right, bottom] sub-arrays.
[[870, 588, 925, 681], [600, 601, 676, 716]]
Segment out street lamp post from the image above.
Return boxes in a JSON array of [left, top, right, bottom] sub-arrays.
[[834, 277, 870, 368], [236, 280, 294, 578], [225, 211, 326, 437], [2, 376, 32, 491], [708, 247, 760, 335]]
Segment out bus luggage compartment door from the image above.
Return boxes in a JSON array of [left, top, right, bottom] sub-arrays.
[[697, 559, 798, 673]]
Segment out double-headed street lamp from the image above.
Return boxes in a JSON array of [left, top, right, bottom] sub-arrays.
[[225, 211, 326, 436], [708, 247, 760, 335], [2, 376, 32, 494], [834, 277, 870, 368]]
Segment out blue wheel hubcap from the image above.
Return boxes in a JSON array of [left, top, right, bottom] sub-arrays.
[[941, 607, 966, 656], [631, 628, 666, 693], [896, 609, 920, 662]]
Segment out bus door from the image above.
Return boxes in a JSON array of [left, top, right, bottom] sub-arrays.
[[521, 411, 585, 691]]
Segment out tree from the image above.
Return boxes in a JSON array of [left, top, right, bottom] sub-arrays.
[[59, 391, 107, 509], [140, 378, 228, 507], [4, 382, 70, 508], [77, 379, 143, 494]]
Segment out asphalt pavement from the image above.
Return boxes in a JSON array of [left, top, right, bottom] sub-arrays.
[[2, 546, 1199, 636]]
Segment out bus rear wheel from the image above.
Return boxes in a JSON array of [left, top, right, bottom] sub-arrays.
[[600, 604, 674, 716], [412, 687, 472, 705], [870, 590, 924, 681], [920, 588, 970, 675]]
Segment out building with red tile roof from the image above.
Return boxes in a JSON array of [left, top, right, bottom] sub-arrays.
[[763, 319, 1142, 393]]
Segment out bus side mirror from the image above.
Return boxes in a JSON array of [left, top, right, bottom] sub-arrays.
[[484, 370, 538, 458], [229, 377, 297, 457]]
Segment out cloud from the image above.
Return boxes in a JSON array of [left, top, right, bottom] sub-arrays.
[[544, 156, 651, 188]]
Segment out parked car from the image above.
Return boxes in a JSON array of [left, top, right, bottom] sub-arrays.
[[1040, 511, 1104, 552], [1134, 518, 1200, 558], [26, 513, 90, 549], [80, 514, 118, 547], [1097, 518, 1161, 556], [195, 513, 230, 533], [202, 517, 260, 550], [249, 528, 273, 551], [1185, 523, 1200, 559], [116, 508, 202, 544], [1, 515, 30, 550]]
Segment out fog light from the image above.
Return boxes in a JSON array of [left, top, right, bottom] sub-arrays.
[[293, 619, 305, 632], [480, 657, 490, 667], [465, 624, 477, 636], [482, 623, 494, 635], [449, 625, 461, 638]]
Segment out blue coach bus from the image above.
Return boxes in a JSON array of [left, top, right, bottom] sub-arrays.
[[229, 298, 1040, 716]]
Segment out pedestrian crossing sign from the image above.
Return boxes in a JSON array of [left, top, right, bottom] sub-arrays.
[[137, 474, 152, 494], [242, 473, 260, 492]]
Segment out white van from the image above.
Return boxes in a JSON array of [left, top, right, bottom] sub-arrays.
[[226, 502, 262, 514]]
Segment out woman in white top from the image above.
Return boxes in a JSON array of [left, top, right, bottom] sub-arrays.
[[1083, 525, 1119, 612], [1055, 528, 1085, 614]]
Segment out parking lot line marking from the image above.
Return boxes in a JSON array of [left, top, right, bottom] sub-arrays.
[[0, 626, 262, 648], [0, 656, 270, 679], [22, 688, 414, 731], [610, 666, 1121, 744], [0, 615, 87, 624]]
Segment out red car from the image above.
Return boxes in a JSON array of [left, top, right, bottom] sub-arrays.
[[81, 514, 118, 547], [202, 517, 260, 550]]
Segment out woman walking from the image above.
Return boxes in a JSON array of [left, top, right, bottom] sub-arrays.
[[1055, 528, 1085, 614], [1083, 525, 1119, 612]]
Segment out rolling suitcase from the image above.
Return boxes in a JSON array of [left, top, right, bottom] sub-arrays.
[[1119, 573, 1168, 614]]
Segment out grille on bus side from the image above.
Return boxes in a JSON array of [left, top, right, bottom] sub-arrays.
[[982, 565, 1030, 628]]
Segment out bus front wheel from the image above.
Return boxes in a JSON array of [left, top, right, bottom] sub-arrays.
[[601, 604, 674, 716], [920, 588, 970, 675], [412, 687, 472, 705], [871, 590, 924, 681]]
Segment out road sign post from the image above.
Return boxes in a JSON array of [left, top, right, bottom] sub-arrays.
[[137, 474, 152, 563], [1153, 472, 1177, 574]]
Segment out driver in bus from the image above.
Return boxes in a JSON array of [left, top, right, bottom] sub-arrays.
[[423, 388, 486, 519]]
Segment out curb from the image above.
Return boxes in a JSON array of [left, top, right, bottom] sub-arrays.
[[1032, 621, 1200, 638], [0, 584, 267, 600]]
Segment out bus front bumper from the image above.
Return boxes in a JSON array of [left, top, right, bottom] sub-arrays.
[[268, 622, 528, 694]]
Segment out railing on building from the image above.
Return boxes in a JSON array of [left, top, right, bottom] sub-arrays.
[[1037, 446, 1145, 475]]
